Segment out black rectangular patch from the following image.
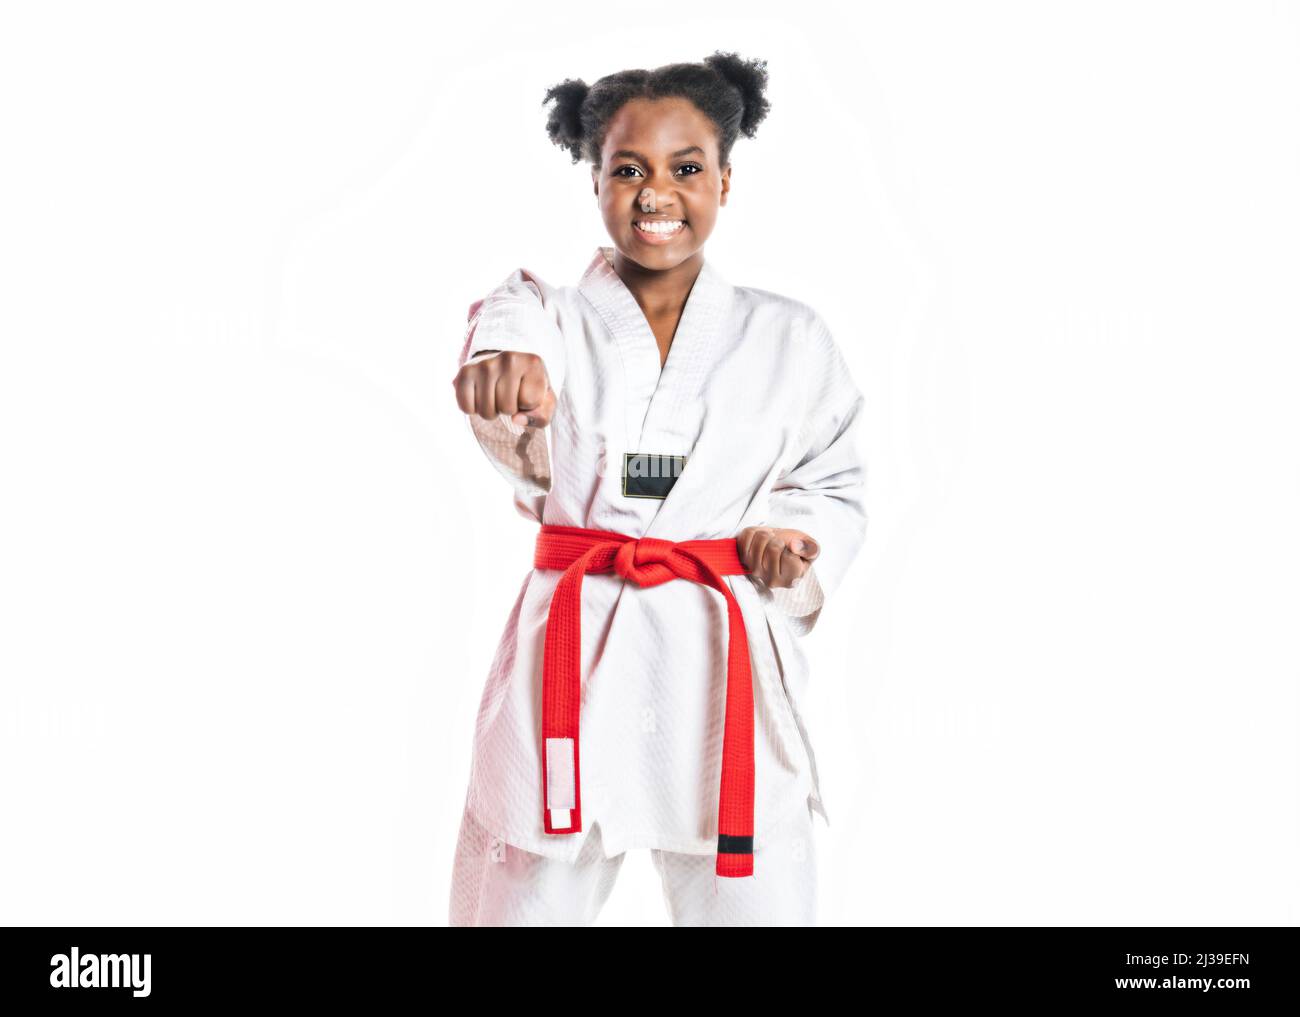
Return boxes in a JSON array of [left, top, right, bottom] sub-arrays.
[[717, 833, 754, 854], [622, 452, 687, 500]]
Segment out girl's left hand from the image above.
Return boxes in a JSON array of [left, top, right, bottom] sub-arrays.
[[736, 526, 819, 589]]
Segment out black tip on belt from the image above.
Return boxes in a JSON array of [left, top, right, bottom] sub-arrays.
[[717, 833, 753, 854]]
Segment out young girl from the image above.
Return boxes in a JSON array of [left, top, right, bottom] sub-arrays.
[[449, 51, 868, 926]]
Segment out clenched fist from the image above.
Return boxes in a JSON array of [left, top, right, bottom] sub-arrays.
[[737, 526, 819, 589], [452, 349, 556, 428]]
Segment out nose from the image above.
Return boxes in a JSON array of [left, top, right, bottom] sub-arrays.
[[636, 179, 679, 214]]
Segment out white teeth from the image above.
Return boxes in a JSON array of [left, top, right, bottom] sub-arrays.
[[635, 220, 685, 234]]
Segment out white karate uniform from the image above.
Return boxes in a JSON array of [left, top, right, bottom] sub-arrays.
[[451, 246, 867, 919]]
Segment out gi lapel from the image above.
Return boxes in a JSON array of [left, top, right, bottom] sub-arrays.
[[578, 245, 732, 462]]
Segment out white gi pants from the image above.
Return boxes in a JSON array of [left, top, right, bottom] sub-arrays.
[[448, 800, 819, 927]]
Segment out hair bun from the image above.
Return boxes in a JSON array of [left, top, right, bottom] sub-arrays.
[[542, 77, 591, 164], [703, 51, 771, 138]]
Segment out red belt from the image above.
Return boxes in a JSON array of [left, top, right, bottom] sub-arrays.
[[533, 523, 756, 878]]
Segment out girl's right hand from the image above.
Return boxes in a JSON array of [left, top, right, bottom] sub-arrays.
[[452, 350, 556, 428]]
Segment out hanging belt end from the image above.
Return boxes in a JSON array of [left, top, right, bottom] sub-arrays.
[[544, 736, 581, 834], [716, 833, 754, 877], [545, 808, 581, 834]]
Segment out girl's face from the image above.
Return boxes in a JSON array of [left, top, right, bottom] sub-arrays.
[[591, 97, 730, 272]]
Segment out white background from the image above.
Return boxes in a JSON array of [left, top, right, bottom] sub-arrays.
[[2, 0, 1297, 926]]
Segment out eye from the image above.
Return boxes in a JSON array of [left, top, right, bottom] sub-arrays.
[[613, 163, 703, 178]]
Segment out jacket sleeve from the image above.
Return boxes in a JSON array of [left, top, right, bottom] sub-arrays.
[[455, 267, 566, 505], [757, 313, 869, 636]]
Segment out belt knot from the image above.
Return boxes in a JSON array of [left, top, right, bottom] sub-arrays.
[[613, 537, 677, 587]]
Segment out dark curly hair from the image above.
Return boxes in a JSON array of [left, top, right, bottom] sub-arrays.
[[541, 51, 771, 169]]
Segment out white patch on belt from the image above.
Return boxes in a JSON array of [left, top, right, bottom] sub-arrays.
[[546, 737, 576, 822]]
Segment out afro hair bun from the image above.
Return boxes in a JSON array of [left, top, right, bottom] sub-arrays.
[[542, 77, 591, 164], [703, 51, 771, 138]]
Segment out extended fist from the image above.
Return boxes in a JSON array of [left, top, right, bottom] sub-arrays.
[[452, 350, 556, 428], [737, 526, 819, 589]]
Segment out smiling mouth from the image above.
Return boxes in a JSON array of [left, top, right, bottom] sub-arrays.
[[633, 220, 686, 238]]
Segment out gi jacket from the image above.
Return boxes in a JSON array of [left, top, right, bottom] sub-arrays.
[[456, 246, 868, 860]]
